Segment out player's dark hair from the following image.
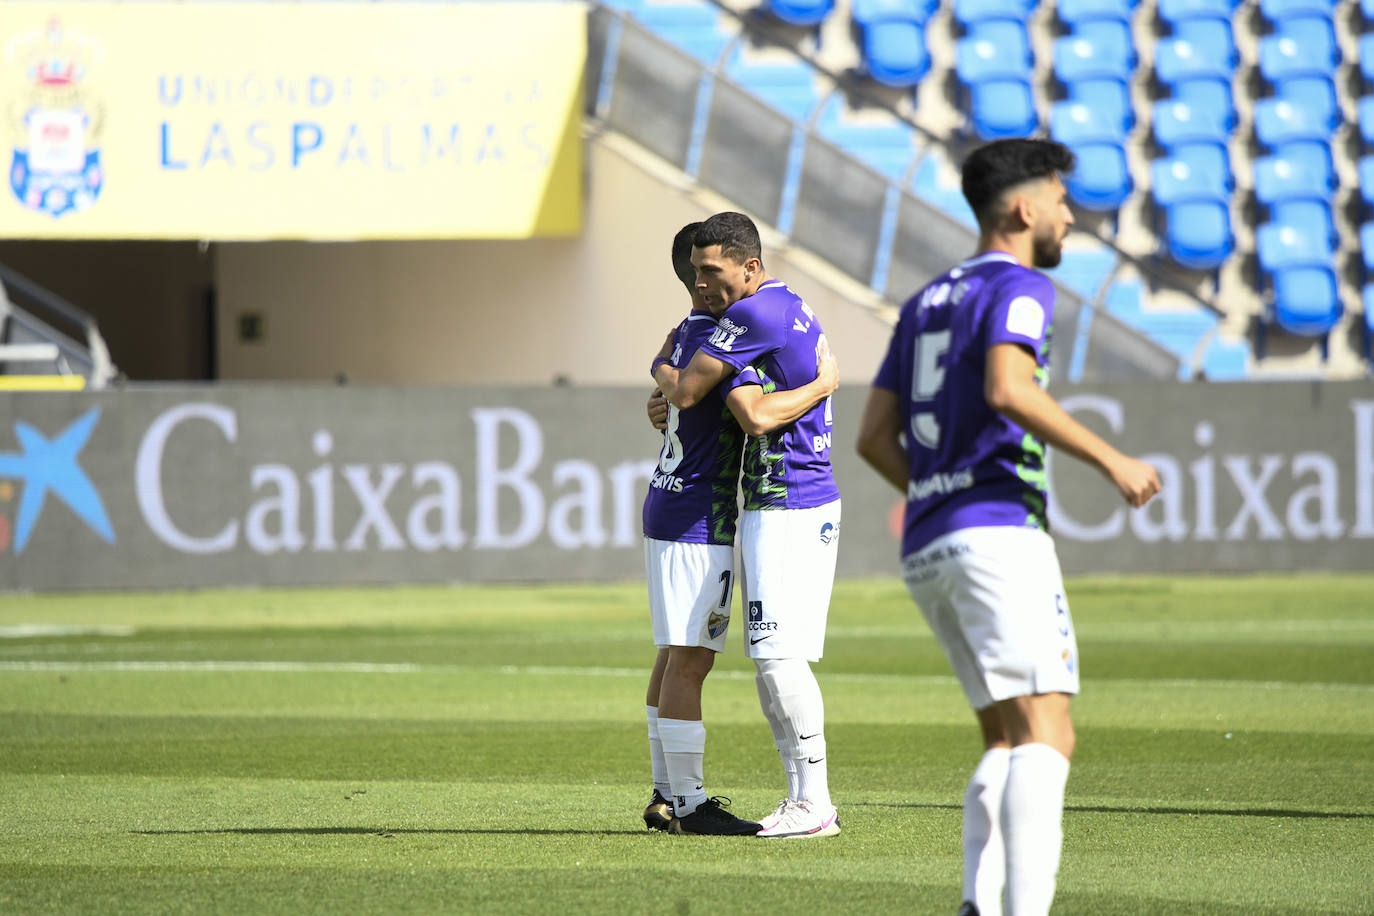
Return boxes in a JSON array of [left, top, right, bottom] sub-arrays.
[[693, 211, 763, 266], [671, 221, 703, 292], [960, 139, 1076, 230]]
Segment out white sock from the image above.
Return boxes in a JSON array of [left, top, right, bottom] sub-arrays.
[[757, 657, 831, 810], [657, 717, 708, 817], [755, 672, 798, 798], [646, 705, 669, 797], [1001, 743, 1070, 916], [963, 747, 1010, 916]]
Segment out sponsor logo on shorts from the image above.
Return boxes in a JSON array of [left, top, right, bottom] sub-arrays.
[[748, 600, 777, 639], [1055, 594, 1071, 637], [1062, 648, 1075, 674], [707, 609, 729, 639], [819, 521, 838, 545]]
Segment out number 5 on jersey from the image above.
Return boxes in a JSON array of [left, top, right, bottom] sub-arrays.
[[911, 330, 950, 448]]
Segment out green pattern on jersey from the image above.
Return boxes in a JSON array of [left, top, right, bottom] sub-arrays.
[[740, 363, 790, 511], [1017, 431, 1048, 531], [709, 402, 746, 544]]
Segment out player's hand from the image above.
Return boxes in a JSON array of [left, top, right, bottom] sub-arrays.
[[1109, 455, 1161, 508], [814, 335, 838, 396], [647, 388, 669, 430]]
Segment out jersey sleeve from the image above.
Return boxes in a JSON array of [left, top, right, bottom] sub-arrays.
[[871, 311, 907, 393], [700, 298, 785, 372], [984, 270, 1056, 360], [728, 364, 764, 391]]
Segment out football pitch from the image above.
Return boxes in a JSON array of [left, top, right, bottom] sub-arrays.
[[0, 575, 1370, 914]]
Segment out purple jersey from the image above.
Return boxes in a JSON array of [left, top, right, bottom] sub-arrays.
[[642, 310, 745, 545], [873, 252, 1055, 557], [702, 279, 839, 511]]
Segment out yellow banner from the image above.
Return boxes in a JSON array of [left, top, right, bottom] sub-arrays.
[[0, 2, 584, 239]]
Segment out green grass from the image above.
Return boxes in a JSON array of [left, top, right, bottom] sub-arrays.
[[0, 575, 1370, 913]]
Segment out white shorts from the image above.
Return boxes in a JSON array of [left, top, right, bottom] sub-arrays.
[[902, 526, 1079, 709], [740, 499, 840, 661], [645, 538, 735, 651]]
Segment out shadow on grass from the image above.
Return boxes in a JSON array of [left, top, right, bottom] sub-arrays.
[[853, 802, 1374, 820], [134, 827, 648, 837]]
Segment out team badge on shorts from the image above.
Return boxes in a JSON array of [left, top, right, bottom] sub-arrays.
[[819, 521, 838, 545], [707, 609, 729, 639]]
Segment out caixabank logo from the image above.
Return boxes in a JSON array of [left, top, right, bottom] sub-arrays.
[[0, 408, 113, 554]]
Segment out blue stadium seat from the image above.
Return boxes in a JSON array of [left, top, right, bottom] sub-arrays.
[[1366, 0, 1374, 24], [1160, 199, 1233, 270], [1155, 34, 1233, 86], [1254, 150, 1334, 206], [1172, 78, 1235, 131], [1270, 266, 1342, 339], [1057, 0, 1134, 25], [956, 20, 1032, 82], [1157, 0, 1237, 24], [1258, 17, 1338, 83], [1254, 97, 1332, 148], [853, 0, 938, 86], [1360, 34, 1374, 84], [1361, 222, 1374, 273], [1150, 146, 1230, 205], [1069, 78, 1134, 135], [968, 79, 1039, 139], [767, 0, 835, 27], [1173, 17, 1235, 65], [1065, 141, 1132, 210], [1053, 21, 1134, 83], [1153, 99, 1230, 149], [953, 0, 1035, 25], [1271, 199, 1336, 247], [724, 53, 820, 121], [1259, 0, 1335, 22], [1274, 77, 1339, 134], [1361, 96, 1374, 147], [1051, 100, 1127, 144], [1364, 285, 1374, 366], [1256, 209, 1335, 273]]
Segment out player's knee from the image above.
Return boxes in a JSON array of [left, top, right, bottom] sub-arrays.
[[667, 645, 715, 683]]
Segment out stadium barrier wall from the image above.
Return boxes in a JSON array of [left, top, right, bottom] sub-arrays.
[[2, 383, 1372, 591]]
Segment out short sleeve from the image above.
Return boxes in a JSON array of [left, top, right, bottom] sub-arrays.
[[700, 298, 785, 371], [985, 270, 1055, 360], [871, 314, 905, 393]]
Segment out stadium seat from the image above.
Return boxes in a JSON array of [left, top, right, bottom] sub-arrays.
[[1160, 198, 1233, 270], [1069, 78, 1134, 135], [725, 53, 820, 121], [1274, 77, 1340, 134], [1254, 98, 1332, 148], [1173, 17, 1235, 66], [1053, 21, 1134, 83], [1360, 34, 1374, 84], [1064, 141, 1132, 210], [1150, 147, 1229, 206], [1259, 0, 1335, 22], [1153, 99, 1230, 150], [1271, 199, 1336, 247], [1361, 96, 1374, 147], [1057, 0, 1134, 25], [815, 97, 918, 180], [956, 20, 1032, 83], [1172, 78, 1235, 131], [1051, 100, 1127, 144], [1258, 17, 1338, 83], [1366, 0, 1374, 24], [1256, 211, 1335, 274], [1254, 150, 1334, 206], [953, 0, 1036, 25], [766, 0, 835, 27], [1364, 285, 1374, 365], [1157, 0, 1237, 25], [1200, 337, 1250, 380], [1154, 34, 1233, 86], [967, 78, 1039, 139], [1361, 223, 1374, 273], [1269, 266, 1342, 338], [853, 0, 939, 87]]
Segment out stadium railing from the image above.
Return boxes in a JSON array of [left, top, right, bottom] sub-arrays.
[[0, 263, 118, 391]]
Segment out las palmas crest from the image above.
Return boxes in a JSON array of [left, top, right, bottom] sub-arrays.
[[6, 19, 104, 218]]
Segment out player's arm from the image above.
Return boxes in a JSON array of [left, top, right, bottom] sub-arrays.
[[653, 346, 734, 410], [725, 340, 838, 437], [984, 343, 1161, 507], [856, 386, 907, 493]]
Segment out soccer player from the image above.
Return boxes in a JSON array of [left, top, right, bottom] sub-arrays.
[[652, 211, 843, 840], [855, 139, 1161, 913], [643, 221, 838, 837]]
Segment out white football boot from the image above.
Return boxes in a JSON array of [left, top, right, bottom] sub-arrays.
[[755, 799, 840, 838], [755, 797, 792, 832]]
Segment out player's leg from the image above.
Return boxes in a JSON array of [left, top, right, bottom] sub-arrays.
[[657, 644, 715, 819], [643, 648, 672, 830], [904, 540, 1009, 916], [744, 501, 841, 839]]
